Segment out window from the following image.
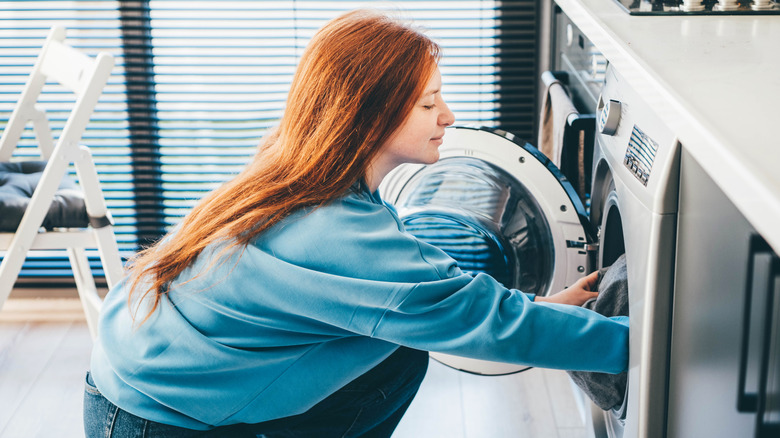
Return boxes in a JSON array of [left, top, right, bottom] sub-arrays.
[[146, 0, 504, 233], [0, 0, 538, 283], [0, 1, 129, 279]]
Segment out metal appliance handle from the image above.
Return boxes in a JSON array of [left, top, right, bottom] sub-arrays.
[[737, 234, 780, 437], [755, 255, 779, 438], [541, 70, 568, 87], [540, 70, 596, 202]]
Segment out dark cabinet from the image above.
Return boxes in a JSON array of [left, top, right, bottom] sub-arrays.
[[667, 149, 780, 437]]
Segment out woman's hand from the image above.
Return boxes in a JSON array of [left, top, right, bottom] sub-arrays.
[[535, 271, 599, 306]]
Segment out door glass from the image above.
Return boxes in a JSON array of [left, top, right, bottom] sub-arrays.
[[393, 157, 554, 296]]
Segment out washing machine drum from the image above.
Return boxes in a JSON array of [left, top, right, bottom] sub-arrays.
[[380, 126, 593, 375], [397, 157, 555, 294]]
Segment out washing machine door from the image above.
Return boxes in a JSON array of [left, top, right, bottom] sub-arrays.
[[380, 126, 594, 375]]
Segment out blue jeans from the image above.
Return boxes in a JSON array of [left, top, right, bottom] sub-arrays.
[[83, 346, 429, 438]]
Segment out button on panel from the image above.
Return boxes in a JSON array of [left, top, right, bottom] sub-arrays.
[[624, 124, 659, 186]]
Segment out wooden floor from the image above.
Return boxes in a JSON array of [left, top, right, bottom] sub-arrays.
[[0, 299, 590, 438]]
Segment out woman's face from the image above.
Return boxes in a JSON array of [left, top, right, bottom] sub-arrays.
[[369, 68, 455, 187]]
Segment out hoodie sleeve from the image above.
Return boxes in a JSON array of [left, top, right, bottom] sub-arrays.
[[253, 191, 629, 374]]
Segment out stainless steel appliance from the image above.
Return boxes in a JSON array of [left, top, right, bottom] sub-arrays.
[[549, 9, 682, 438], [549, 12, 605, 115], [667, 151, 780, 437], [586, 63, 680, 438], [544, 8, 606, 204]]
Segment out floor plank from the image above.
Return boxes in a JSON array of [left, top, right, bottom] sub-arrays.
[[395, 360, 588, 438], [460, 367, 558, 437], [0, 322, 90, 438], [544, 367, 589, 429], [0, 321, 80, 436], [0, 313, 590, 438], [393, 359, 466, 438]]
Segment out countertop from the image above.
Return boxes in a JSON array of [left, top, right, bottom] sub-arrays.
[[553, 0, 780, 252]]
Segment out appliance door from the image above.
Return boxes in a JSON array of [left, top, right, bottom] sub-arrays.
[[380, 126, 594, 375], [668, 150, 780, 438]]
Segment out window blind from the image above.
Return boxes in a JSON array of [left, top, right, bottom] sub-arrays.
[[0, 0, 539, 285], [0, 0, 131, 282], [146, 0, 505, 226]]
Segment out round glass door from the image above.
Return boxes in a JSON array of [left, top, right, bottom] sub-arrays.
[[397, 157, 554, 296]]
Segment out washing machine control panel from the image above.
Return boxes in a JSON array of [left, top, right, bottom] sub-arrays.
[[597, 96, 622, 135], [595, 64, 680, 214], [624, 125, 659, 186]]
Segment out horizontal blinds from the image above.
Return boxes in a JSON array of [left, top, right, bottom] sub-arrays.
[[497, 0, 539, 137], [147, 0, 502, 223], [0, 0, 539, 283], [0, 1, 133, 280]]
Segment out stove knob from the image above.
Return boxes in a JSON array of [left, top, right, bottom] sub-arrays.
[[597, 95, 621, 136]]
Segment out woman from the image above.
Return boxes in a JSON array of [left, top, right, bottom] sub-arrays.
[[84, 9, 628, 438]]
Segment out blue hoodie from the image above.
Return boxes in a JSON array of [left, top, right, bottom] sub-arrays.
[[90, 183, 628, 430]]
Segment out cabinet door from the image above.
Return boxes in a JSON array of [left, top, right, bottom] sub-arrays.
[[667, 150, 780, 437]]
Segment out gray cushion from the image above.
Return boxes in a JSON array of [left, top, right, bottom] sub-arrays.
[[0, 161, 88, 232]]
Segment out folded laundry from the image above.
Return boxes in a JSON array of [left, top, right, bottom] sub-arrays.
[[567, 253, 629, 418]]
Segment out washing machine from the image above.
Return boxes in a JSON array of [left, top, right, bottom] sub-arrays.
[[582, 62, 680, 438], [381, 62, 680, 438], [380, 125, 598, 375]]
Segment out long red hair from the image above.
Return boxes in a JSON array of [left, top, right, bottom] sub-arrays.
[[127, 9, 441, 321]]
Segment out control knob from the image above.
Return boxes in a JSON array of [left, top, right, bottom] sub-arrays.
[[597, 95, 621, 136]]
